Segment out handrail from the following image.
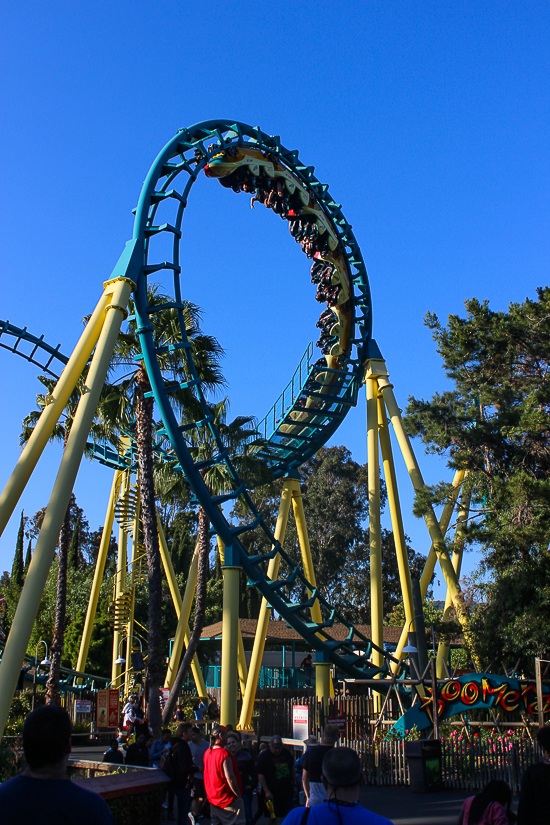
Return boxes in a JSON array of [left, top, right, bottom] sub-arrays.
[[255, 342, 314, 440]]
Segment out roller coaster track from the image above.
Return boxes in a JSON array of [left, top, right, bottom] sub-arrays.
[[1, 121, 398, 681], [0, 323, 146, 632], [0, 320, 138, 472], [126, 119, 395, 680]]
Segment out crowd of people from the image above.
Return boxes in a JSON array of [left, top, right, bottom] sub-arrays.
[[0, 701, 548, 825], [109, 709, 550, 825]]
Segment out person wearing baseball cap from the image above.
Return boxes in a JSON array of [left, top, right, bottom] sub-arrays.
[[281, 747, 393, 825], [203, 724, 245, 825], [257, 734, 297, 821]]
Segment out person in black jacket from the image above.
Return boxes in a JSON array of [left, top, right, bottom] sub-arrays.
[[169, 722, 195, 825], [125, 733, 149, 767], [257, 735, 297, 820], [227, 731, 256, 825], [517, 724, 550, 825], [102, 738, 124, 765]]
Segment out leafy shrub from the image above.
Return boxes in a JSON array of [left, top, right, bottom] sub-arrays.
[[0, 739, 25, 782]]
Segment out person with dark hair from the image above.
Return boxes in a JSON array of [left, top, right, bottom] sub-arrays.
[[0, 705, 114, 825], [227, 731, 257, 825], [257, 735, 297, 821], [125, 732, 150, 766], [281, 747, 393, 825], [102, 738, 124, 765], [168, 722, 195, 825], [302, 725, 339, 807], [458, 779, 513, 824], [189, 726, 210, 821], [208, 695, 220, 720], [517, 723, 550, 824], [204, 723, 245, 825]]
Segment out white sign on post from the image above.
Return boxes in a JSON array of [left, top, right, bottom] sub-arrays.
[[74, 700, 92, 714], [292, 704, 309, 744]]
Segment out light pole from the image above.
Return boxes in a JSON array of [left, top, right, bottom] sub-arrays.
[[402, 614, 423, 679], [32, 640, 51, 710], [113, 635, 144, 693]]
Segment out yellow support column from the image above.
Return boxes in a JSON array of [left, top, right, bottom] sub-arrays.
[[217, 535, 248, 696], [366, 377, 384, 683], [157, 513, 183, 613], [419, 469, 465, 601], [239, 478, 295, 730], [76, 469, 121, 676], [315, 660, 331, 722], [436, 485, 471, 677], [112, 470, 130, 687], [160, 526, 206, 697], [221, 558, 240, 728], [124, 590, 136, 697], [377, 374, 479, 666], [377, 394, 415, 669], [393, 469, 465, 662], [0, 288, 112, 538], [0, 276, 134, 739], [291, 485, 323, 625]]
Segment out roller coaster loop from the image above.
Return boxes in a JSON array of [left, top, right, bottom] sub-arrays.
[[0, 120, 476, 735]]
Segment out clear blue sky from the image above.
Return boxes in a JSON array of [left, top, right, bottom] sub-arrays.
[[1, 1, 548, 599]]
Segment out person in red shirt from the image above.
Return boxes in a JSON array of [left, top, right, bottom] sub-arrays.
[[204, 724, 245, 825]]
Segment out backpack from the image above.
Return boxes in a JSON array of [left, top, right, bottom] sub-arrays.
[[160, 744, 174, 779]]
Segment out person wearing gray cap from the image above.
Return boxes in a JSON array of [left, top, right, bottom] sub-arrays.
[[257, 735, 297, 821], [281, 748, 394, 825]]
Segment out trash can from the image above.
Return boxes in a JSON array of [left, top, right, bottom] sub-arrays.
[[405, 739, 443, 793]]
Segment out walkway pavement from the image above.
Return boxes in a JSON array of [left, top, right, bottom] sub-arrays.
[[358, 786, 519, 825], [359, 785, 470, 824]]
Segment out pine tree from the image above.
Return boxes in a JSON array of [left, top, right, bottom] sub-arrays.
[[23, 540, 32, 575], [11, 512, 24, 587], [404, 288, 550, 673], [68, 516, 81, 571]]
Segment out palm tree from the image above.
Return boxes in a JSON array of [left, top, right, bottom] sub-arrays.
[[107, 289, 224, 736], [20, 374, 118, 703], [161, 399, 270, 725]]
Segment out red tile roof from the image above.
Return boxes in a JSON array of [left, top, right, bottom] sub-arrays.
[[200, 619, 405, 644]]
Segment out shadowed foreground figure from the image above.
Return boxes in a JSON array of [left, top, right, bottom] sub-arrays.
[[282, 747, 394, 825], [0, 705, 113, 825], [457, 779, 514, 824], [517, 724, 550, 825]]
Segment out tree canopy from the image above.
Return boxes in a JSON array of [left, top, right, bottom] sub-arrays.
[[404, 288, 550, 674], [233, 445, 427, 624]]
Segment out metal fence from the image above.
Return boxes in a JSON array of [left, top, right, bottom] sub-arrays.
[[255, 695, 541, 790], [314, 737, 540, 791], [441, 736, 540, 794]]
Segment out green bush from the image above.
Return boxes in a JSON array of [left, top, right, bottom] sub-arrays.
[[0, 740, 25, 782], [72, 721, 92, 735]]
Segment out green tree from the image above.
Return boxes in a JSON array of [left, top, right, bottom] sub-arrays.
[[232, 446, 426, 623], [108, 289, 224, 735], [404, 288, 550, 674], [20, 372, 113, 703], [161, 400, 267, 725], [23, 540, 32, 576], [11, 512, 25, 588]]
